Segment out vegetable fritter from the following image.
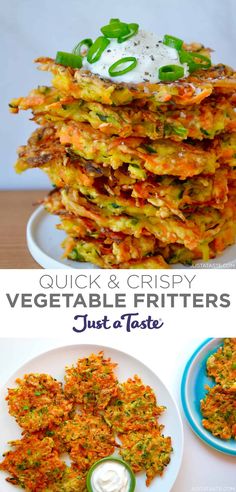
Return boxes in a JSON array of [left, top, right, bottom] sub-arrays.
[[45, 187, 236, 251], [10, 87, 236, 141], [0, 436, 65, 491], [62, 234, 169, 269], [45, 466, 87, 492], [119, 430, 173, 486], [206, 338, 236, 391], [64, 351, 118, 411], [36, 56, 236, 107], [201, 385, 236, 440], [6, 373, 73, 432], [22, 426, 67, 454], [61, 215, 236, 268], [58, 121, 217, 180], [103, 375, 164, 433], [59, 414, 117, 471], [16, 125, 235, 219]]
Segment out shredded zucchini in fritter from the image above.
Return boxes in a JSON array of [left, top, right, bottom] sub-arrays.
[[206, 338, 236, 391], [119, 430, 172, 486], [201, 339, 236, 441], [36, 56, 236, 107], [64, 351, 118, 411], [6, 373, 73, 432], [103, 376, 164, 433], [59, 414, 117, 472], [10, 87, 236, 141], [201, 385, 236, 440]]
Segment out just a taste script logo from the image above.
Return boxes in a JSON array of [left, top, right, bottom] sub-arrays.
[[72, 312, 164, 333]]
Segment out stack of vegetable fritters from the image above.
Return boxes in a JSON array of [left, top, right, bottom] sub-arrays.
[[0, 352, 172, 490], [11, 45, 236, 267]]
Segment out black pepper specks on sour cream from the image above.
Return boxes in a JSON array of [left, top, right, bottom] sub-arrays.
[[82, 29, 189, 84]]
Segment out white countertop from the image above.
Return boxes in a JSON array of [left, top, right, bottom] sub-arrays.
[[0, 337, 235, 491]]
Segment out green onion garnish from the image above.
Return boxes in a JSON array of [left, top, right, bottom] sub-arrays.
[[179, 50, 211, 72], [159, 64, 184, 82], [163, 34, 183, 51], [87, 36, 110, 64], [118, 23, 139, 43], [101, 21, 130, 38], [109, 56, 138, 76], [73, 38, 93, 56], [142, 144, 157, 154], [55, 51, 82, 68]]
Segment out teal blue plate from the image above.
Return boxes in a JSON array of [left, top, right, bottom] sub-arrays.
[[181, 338, 236, 456]]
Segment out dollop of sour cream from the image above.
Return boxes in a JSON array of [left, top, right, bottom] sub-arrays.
[[90, 461, 131, 492], [82, 29, 189, 84]]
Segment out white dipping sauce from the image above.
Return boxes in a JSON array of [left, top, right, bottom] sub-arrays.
[[91, 461, 131, 492], [82, 29, 189, 84]]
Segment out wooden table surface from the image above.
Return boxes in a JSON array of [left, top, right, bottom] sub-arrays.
[[0, 190, 48, 268]]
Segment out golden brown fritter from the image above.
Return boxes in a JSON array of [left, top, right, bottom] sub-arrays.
[[64, 351, 118, 411], [6, 373, 73, 432], [22, 426, 67, 454], [62, 234, 169, 269], [9, 87, 236, 141], [45, 466, 87, 492], [103, 376, 164, 433], [0, 436, 65, 491], [206, 339, 236, 391], [36, 56, 236, 107], [57, 121, 218, 180], [45, 187, 235, 252], [119, 429, 173, 486], [16, 126, 235, 219], [60, 213, 236, 268], [201, 385, 236, 440], [59, 414, 117, 472]]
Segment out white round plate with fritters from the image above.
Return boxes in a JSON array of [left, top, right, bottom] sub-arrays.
[[0, 344, 183, 492]]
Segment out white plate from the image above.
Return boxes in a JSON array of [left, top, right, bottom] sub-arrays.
[[27, 206, 236, 269], [0, 344, 183, 492]]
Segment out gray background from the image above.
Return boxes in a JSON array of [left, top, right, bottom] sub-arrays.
[[1, 0, 236, 189]]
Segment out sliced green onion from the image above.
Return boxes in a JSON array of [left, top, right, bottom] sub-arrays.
[[101, 21, 130, 38], [73, 38, 93, 56], [55, 51, 82, 69], [142, 144, 157, 154], [163, 34, 183, 51], [118, 23, 139, 43], [179, 50, 211, 72], [87, 36, 110, 64], [159, 64, 184, 82], [172, 125, 188, 138], [109, 56, 137, 76], [70, 248, 79, 260]]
